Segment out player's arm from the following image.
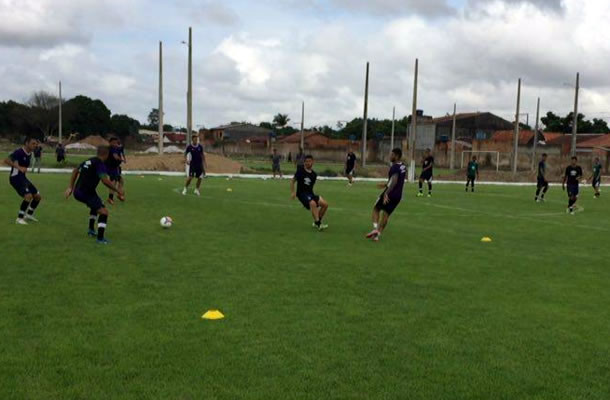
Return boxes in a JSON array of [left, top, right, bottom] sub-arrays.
[[184, 149, 190, 165], [65, 168, 80, 198], [383, 173, 399, 203], [4, 155, 27, 173]]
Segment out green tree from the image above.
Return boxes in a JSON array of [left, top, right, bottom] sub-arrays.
[[148, 108, 160, 129], [110, 114, 140, 138], [272, 113, 290, 128], [63, 95, 112, 137]]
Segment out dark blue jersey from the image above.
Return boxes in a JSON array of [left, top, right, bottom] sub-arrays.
[[565, 165, 583, 186], [387, 162, 407, 200], [467, 161, 479, 177], [105, 146, 122, 170], [75, 157, 108, 193], [185, 144, 204, 167], [294, 168, 317, 195], [9, 148, 31, 178], [538, 161, 546, 180], [422, 156, 434, 174], [346, 152, 357, 169]]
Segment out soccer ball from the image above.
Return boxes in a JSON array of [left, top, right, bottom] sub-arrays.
[[160, 216, 173, 229]]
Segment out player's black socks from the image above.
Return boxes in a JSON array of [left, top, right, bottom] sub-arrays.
[[535, 188, 541, 197], [27, 199, 40, 215], [18, 200, 29, 219], [89, 209, 97, 231], [568, 198, 576, 208], [315, 220, 321, 227], [109, 193, 114, 201], [97, 214, 108, 240], [418, 182, 423, 192], [428, 182, 432, 193]]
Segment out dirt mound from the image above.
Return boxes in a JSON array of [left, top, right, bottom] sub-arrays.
[[80, 135, 109, 147], [124, 153, 242, 174]]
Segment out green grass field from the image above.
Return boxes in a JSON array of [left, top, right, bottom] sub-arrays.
[[1, 173, 609, 399]]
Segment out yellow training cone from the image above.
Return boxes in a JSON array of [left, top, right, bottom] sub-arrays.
[[481, 237, 492, 243], [202, 310, 224, 320], [226, 188, 233, 192]]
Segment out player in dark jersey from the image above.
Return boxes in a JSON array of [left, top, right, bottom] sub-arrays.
[[465, 155, 479, 192], [345, 149, 357, 186], [4, 138, 43, 225], [590, 157, 602, 198], [417, 148, 434, 197], [271, 148, 282, 179], [65, 146, 124, 244], [535, 153, 549, 202], [562, 156, 583, 215], [32, 142, 42, 173], [366, 148, 407, 241], [105, 137, 123, 205], [182, 135, 206, 196], [291, 155, 329, 231], [56, 143, 65, 163]]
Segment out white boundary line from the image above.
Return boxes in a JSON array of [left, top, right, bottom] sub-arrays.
[[2, 167, 609, 187]]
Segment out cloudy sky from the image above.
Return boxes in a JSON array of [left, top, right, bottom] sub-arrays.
[[1, 0, 610, 128]]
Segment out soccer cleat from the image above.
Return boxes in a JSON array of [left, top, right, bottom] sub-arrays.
[[107, 198, 115, 205], [372, 235, 380, 242], [416, 192, 424, 197], [182, 188, 187, 195], [88, 229, 97, 237], [366, 229, 380, 239], [317, 223, 329, 231], [25, 214, 38, 222], [427, 193, 432, 198], [96, 238, 110, 245], [15, 218, 28, 225], [194, 189, 201, 196]]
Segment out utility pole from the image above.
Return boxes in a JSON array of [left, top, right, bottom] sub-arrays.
[[58, 81, 62, 144], [187, 27, 193, 144], [450, 103, 457, 170], [571, 72, 580, 156], [513, 78, 521, 175], [390, 106, 396, 150], [362, 62, 369, 167], [158, 41, 164, 155], [532, 97, 540, 170], [300, 101, 305, 151], [408, 58, 419, 182]]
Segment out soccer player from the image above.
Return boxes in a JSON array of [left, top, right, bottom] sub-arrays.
[[366, 148, 407, 241], [182, 135, 206, 196], [291, 155, 329, 231], [417, 148, 434, 197], [535, 153, 550, 202], [32, 142, 42, 173], [56, 143, 66, 163], [271, 148, 283, 179], [466, 155, 479, 192], [562, 156, 583, 215], [4, 138, 42, 225], [105, 137, 123, 205], [345, 148, 357, 186], [590, 157, 602, 198], [65, 146, 124, 244]]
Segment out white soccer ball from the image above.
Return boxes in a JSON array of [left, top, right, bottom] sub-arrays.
[[160, 216, 173, 229]]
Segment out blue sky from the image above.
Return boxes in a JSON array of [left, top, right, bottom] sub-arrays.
[[1, 0, 609, 129]]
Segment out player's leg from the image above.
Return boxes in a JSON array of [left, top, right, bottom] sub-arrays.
[[541, 181, 549, 200], [96, 206, 110, 243], [88, 208, 97, 236], [418, 177, 423, 195], [309, 200, 320, 224], [318, 197, 329, 220], [535, 182, 542, 201], [471, 178, 475, 192], [378, 211, 390, 233], [427, 178, 433, 196], [367, 199, 383, 238], [17, 192, 32, 224], [108, 178, 117, 204], [195, 177, 202, 196], [183, 176, 192, 195], [466, 178, 470, 191], [25, 191, 41, 222]]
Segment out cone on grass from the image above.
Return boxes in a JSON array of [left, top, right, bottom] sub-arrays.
[[202, 310, 224, 320]]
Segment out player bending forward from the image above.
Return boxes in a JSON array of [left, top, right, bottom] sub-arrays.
[[466, 155, 479, 192], [562, 156, 583, 215], [4, 138, 43, 224], [590, 157, 602, 198], [291, 155, 329, 231], [65, 146, 124, 244], [366, 148, 407, 242]]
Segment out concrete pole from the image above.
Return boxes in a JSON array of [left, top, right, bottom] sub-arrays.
[[571, 72, 580, 156], [300, 101, 305, 150], [532, 97, 540, 170], [390, 106, 396, 150], [187, 27, 193, 144], [450, 103, 457, 170], [58, 81, 62, 144], [362, 62, 369, 167], [513, 78, 521, 175], [408, 58, 418, 182], [158, 41, 164, 155]]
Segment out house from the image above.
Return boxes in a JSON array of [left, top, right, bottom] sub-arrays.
[[423, 112, 514, 142], [209, 123, 272, 142]]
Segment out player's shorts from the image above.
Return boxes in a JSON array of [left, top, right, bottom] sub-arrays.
[[74, 189, 104, 211], [345, 166, 355, 176], [272, 164, 281, 173], [57, 155, 65, 162], [420, 171, 433, 181], [298, 193, 320, 210], [189, 166, 204, 178], [108, 169, 121, 182], [567, 184, 579, 197], [467, 175, 476, 182], [592, 178, 601, 188], [374, 193, 401, 215], [10, 175, 38, 197], [537, 177, 548, 188]]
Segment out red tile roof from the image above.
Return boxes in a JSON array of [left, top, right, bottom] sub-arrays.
[[577, 134, 610, 149], [491, 130, 535, 145]]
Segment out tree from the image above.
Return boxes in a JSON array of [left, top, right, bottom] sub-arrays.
[[27, 91, 60, 139], [110, 114, 140, 138], [541, 111, 609, 133], [272, 113, 290, 128], [148, 108, 160, 128], [63, 95, 112, 137]]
